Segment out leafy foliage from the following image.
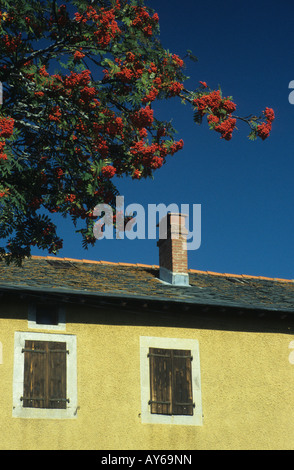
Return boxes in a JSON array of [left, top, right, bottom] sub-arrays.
[[0, 0, 274, 264]]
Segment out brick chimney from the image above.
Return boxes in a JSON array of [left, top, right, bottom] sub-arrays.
[[157, 213, 189, 286]]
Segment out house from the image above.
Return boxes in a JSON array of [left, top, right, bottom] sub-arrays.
[[1, 213, 294, 450]]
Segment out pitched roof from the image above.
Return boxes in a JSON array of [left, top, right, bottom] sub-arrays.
[[1, 255, 294, 313]]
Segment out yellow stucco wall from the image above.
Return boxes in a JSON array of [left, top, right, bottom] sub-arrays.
[[1, 297, 294, 450]]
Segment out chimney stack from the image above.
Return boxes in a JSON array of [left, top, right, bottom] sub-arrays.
[[157, 213, 189, 286]]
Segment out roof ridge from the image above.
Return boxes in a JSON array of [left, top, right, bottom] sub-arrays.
[[30, 255, 159, 269], [189, 268, 294, 283], [29, 255, 294, 283]]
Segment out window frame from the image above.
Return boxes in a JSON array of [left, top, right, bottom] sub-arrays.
[[140, 336, 203, 426], [13, 331, 77, 419]]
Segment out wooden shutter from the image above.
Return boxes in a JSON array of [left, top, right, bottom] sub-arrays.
[[172, 349, 194, 416], [48, 341, 67, 409], [23, 340, 47, 409], [149, 348, 194, 416], [149, 348, 172, 415], [22, 340, 67, 409]]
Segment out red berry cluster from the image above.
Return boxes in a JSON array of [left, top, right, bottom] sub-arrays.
[[257, 108, 275, 140], [193, 89, 237, 140], [168, 81, 184, 97], [64, 69, 91, 89], [48, 106, 62, 123], [141, 87, 159, 104], [73, 50, 85, 62], [0, 141, 7, 161], [2, 33, 21, 52], [65, 194, 76, 203], [0, 117, 14, 161], [131, 6, 159, 37], [112, 55, 145, 83], [130, 106, 154, 129], [101, 165, 116, 179], [214, 117, 237, 141], [74, 5, 121, 48], [0, 117, 14, 138]]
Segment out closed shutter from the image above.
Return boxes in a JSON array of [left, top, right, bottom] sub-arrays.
[[23, 340, 47, 409], [22, 340, 68, 409], [149, 348, 194, 416], [48, 341, 67, 409], [172, 350, 194, 416], [149, 348, 172, 415]]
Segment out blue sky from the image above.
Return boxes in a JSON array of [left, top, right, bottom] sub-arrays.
[[31, 0, 294, 279]]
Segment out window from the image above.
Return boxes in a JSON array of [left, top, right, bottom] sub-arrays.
[[28, 303, 66, 331], [149, 348, 194, 416], [22, 340, 68, 410], [140, 336, 202, 425], [36, 306, 59, 326], [13, 332, 77, 419]]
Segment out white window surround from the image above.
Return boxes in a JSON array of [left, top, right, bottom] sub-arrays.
[[140, 336, 203, 426], [12, 331, 77, 419], [28, 303, 66, 331]]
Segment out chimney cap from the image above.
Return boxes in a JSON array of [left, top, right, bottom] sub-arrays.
[[156, 212, 188, 227]]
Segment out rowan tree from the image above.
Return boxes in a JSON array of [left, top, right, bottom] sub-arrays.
[[0, 0, 274, 264]]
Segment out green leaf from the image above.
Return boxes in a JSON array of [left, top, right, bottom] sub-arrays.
[[248, 130, 257, 141], [186, 49, 198, 62], [193, 111, 203, 125]]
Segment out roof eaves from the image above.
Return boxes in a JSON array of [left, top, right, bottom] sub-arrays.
[[0, 282, 294, 314]]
